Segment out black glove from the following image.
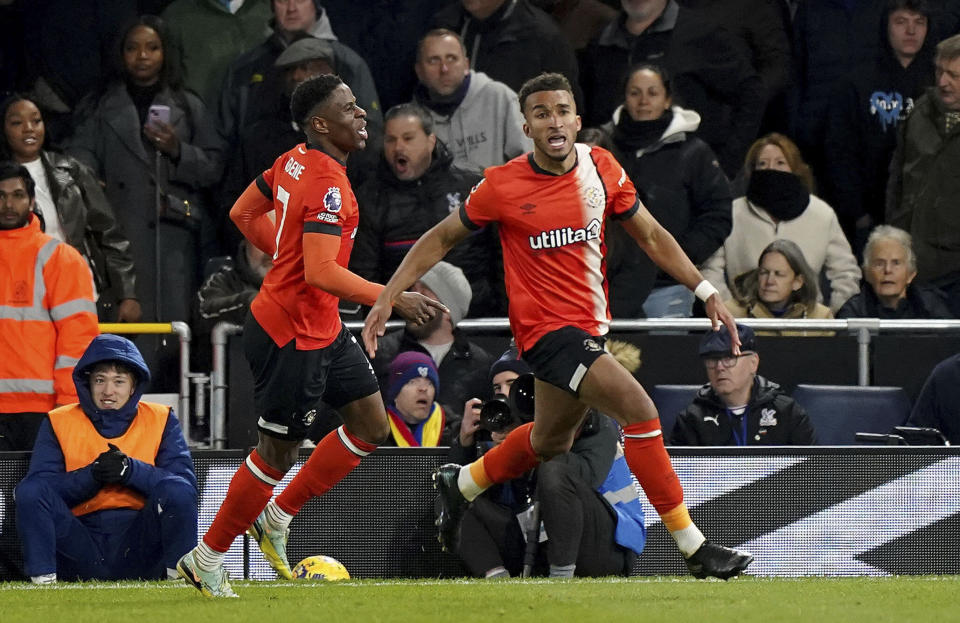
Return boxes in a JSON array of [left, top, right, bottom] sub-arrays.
[[92, 443, 130, 484]]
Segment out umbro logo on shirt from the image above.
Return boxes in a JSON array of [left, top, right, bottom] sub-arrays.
[[520, 203, 536, 215]]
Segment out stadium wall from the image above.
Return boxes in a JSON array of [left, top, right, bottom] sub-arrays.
[[1, 447, 957, 581]]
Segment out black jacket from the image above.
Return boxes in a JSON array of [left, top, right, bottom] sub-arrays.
[[836, 283, 953, 320], [40, 149, 137, 315], [822, 6, 936, 236], [602, 107, 731, 316], [195, 243, 264, 332], [373, 329, 495, 427], [578, 3, 764, 176], [671, 376, 816, 445], [434, 0, 582, 106], [350, 140, 505, 317]]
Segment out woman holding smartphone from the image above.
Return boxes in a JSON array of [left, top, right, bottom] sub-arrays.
[[66, 14, 223, 388], [66, 15, 223, 334], [2, 93, 140, 322]]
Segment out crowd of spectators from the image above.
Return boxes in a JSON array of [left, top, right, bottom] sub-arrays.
[[2, 0, 960, 421]]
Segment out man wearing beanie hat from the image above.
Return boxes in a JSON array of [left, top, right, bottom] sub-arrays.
[[373, 262, 496, 428], [382, 351, 449, 447], [672, 323, 815, 445]]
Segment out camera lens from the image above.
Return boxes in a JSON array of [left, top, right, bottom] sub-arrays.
[[479, 395, 513, 433]]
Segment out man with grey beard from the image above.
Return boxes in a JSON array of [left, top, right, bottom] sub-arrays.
[[371, 261, 495, 427]]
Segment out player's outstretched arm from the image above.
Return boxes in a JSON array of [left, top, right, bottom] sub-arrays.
[[621, 205, 740, 352], [362, 212, 472, 357], [229, 182, 276, 255]]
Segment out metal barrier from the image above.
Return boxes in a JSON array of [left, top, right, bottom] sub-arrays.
[[98, 321, 195, 442], [207, 317, 960, 449]]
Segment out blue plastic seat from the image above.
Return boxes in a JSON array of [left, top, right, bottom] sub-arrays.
[[649, 384, 703, 443], [791, 385, 911, 445]]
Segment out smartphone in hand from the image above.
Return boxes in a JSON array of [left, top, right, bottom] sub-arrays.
[[147, 104, 171, 129]]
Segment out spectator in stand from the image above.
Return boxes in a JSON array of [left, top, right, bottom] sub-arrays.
[[679, 0, 793, 130], [317, 1, 452, 111], [412, 29, 531, 173], [579, 0, 765, 177], [66, 16, 223, 337], [824, 0, 936, 251], [1, 94, 140, 322], [0, 162, 99, 450], [887, 33, 960, 317], [372, 262, 495, 428], [671, 323, 816, 445], [381, 351, 451, 447], [727, 239, 834, 336], [837, 225, 953, 319], [350, 103, 503, 317], [13, 1, 139, 145], [217, 1, 382, 185], [160, 0, 271, 107], [700, 133, 861, 312], [907, 352, 960, 444], [600, 64, 731, 318], [433, 0, 582, 106], [15, 334, 197, 584], [219, 37, 380, 252], [788, 0, 960, 178], [530, 0, 618, 50]]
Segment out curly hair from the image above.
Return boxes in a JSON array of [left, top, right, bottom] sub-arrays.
[[518, 72, 573, 114], [289, 73, 343, 128]]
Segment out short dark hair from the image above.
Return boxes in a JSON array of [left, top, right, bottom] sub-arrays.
[[384, 103, 434, 136], [90, 360, 138, 380], [416, 28, 467, 63], [290, 73, 343, 128], [0, 161, 35, 198], [518, 72, 574, 113], [885, 0, 930, 18], [623, 63, 673, 99]]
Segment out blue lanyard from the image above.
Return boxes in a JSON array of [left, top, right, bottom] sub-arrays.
[[727, 409, 748, 446]]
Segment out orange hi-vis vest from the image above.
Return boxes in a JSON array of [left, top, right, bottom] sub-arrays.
[[0, 216, 98, 412], [48, 402, 169, 516]]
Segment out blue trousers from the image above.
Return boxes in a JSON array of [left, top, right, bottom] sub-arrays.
[[15, 476, 197, 580]]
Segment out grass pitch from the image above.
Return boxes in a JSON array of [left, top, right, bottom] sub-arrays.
[[1, 576, 956, 623]]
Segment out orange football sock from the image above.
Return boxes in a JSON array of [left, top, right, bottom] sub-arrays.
[[203, 450, 285, 552], [458, 422, 538, 501], [623, 419, 705, 557], [275, 426, 377, 516]]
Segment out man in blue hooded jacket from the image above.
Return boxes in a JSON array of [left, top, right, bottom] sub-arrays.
[[15, 334, 197, 584]]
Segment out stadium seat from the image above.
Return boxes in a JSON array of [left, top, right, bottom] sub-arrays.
[[791, 385, 912, 445], [650, 384, 702, 443]]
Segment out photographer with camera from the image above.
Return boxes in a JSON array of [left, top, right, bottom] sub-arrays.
[[447, 353, 646, 578]]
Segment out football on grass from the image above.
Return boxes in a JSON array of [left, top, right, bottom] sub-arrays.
[[292, 555, 350, 581]]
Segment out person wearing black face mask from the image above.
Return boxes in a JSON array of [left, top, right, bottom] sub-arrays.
[[701, 133, 861, 313], [599, 64, 732, 319]]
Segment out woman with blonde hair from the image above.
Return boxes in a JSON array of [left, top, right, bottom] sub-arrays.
[[701, 133, 860, 312]]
